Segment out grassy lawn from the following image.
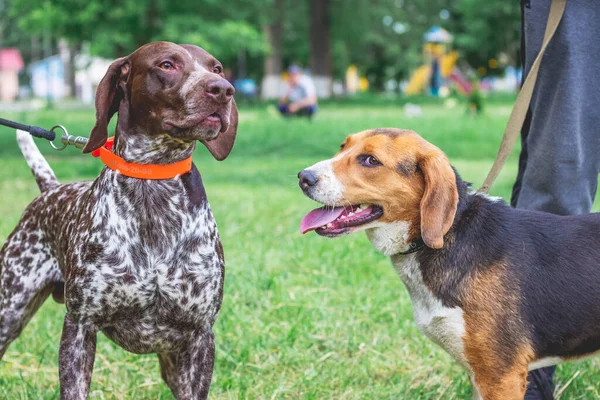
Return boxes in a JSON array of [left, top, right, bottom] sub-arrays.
[[1, 99, 599, 399]]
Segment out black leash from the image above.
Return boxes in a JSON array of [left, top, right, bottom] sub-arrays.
[[0, 117, 89, 150], [397, 238, 426, 255], [0, 117, 56, 141]]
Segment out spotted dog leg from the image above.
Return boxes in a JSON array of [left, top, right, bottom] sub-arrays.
[[0, 222, 61, 360], [174, 329, 215, 400], [158, 352, 179, 396], [59, 315, 97, 400]]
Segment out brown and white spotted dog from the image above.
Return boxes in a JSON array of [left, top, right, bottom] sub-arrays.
[[298, 128, 600, 400], [0, 42, 238, 399]]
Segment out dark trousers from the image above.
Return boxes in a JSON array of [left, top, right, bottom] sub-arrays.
[[278, 104, 317, 118], [512, 1, 600, 399]]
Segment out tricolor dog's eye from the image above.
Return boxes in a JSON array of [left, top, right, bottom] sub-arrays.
[[159, 61, 174, 71], [359, 155, 382, 167], [213, 65, 223, 74]]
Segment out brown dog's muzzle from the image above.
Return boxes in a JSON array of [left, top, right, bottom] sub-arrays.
[[205, 79, 235, 104]]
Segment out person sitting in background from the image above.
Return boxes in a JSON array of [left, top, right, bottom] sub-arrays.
[[278, 65, 318, 118]]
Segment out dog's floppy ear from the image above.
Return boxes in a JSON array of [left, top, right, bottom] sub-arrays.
[[82, 57, 130, 154], [418, 151, 458, 249], [201, 98, 238, 161]]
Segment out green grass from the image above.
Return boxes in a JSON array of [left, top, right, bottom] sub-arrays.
[[1, 99, 599, 399]]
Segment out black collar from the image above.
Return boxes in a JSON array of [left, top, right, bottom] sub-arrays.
[[397, 237, 426, 255]]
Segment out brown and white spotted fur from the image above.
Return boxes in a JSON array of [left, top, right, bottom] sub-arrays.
[[299, 129, 600, 400], [0, 42, 238, 400]]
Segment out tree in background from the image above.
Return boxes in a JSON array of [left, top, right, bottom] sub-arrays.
[[8, 0, 102, 97], [309, 0, 332, 98], [261, 0, 284, 99], [449, 0, 521, 76], [314, 0, 451, 92], [280, 0, 309, 78], [1, 0, 522, 98], [8, 0, 269, 90]]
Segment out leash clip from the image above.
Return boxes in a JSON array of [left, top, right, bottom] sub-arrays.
[[49, 125, 89, 151]]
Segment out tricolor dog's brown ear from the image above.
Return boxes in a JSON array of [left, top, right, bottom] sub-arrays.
[[418, 152, 458, 249], [82, 57, 130, 154], [201, 98, 238, 161]]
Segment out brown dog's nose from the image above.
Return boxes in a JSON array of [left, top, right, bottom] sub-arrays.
[[206, 79, 235, 104], [298, 170, 318, 191]]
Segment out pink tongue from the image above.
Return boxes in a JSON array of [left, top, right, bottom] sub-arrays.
[[300, 206, 345, 234]]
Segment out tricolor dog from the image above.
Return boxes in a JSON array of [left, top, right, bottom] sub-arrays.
[[0, 42, 237, 399], [298, 128, 600, 400]]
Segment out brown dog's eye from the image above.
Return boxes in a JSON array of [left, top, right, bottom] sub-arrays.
[[213, 65, 223, 74], [359, 155, 382, 167], [159, 61, 174, 70]]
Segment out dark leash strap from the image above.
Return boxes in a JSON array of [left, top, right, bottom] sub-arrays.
[[0, 117, 89, 150], [397, 238, 426, 255], [0, 117, 56, 141]]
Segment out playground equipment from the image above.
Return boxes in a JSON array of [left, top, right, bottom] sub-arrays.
[[345, 65, 369, 94], [405, 26, 472, 96]]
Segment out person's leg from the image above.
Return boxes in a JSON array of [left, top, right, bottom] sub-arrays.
[[513, 1, 600, 398], [515, 0, 600, 215], [293, 104, 318, 119], [277, 104, 290, 116], [299, 104, 317, 120], [524, 367, 556, 400]]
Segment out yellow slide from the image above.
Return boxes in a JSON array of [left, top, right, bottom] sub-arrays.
[[441, 51, 459, 77], [405, 65, 430, 95], [405, 51, 459, 95]]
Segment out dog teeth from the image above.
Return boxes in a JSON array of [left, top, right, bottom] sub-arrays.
[[348, 212, 355, 216], [326, 223, 333, 228], [340, 215, 347, 219], [359, 204, 369, 210]]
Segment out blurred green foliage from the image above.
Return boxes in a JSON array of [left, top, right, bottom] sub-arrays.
[[2, 0, 519, 88]]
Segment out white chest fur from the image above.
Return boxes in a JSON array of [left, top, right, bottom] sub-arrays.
[[366, 222, 468, 368], [390, 253, 469, 367]]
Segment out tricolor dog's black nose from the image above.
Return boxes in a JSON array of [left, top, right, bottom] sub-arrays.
[[298, 169, 318, 191]]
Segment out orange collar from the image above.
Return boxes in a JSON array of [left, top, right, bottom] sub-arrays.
[[91, 137, 192, 180]]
